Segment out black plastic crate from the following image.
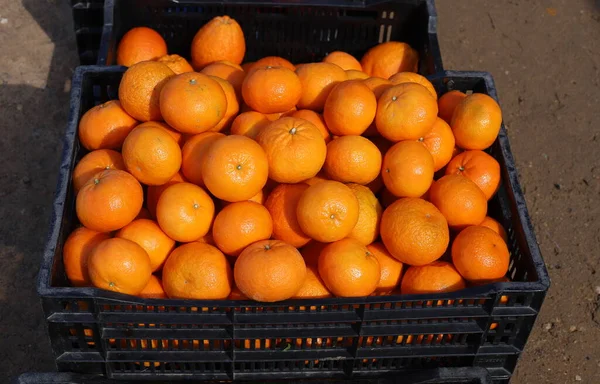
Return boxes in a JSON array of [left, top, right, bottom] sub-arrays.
[[96, 0, 443, 74], [37, 66, 548, 383], [16, 367, 493, 384], [71, 0, 105, 64]]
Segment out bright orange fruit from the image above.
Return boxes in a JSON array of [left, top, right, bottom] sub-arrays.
[[380, 198, 449, 266], [323, 80, 377, 136], [234, 240, 306, 302], [318, 238, 380, 297]]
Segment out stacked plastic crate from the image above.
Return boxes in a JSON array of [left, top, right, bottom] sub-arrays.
[[70, 0, 105, 64], [28, 1, 549, 383]]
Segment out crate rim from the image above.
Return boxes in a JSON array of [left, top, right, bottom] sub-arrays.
[[37, 65, 550, 308], [102, 0, 440, 23]]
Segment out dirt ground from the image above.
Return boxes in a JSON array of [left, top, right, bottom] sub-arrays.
[[0, 0, 598, 382]]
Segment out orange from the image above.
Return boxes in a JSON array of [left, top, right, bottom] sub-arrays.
[[376, 83, 438, 141], [346, 184, 382, 245], [382, 141, 434, 198], [138, 121, 185, 147], [452, 226, 510, 282], [122, 124, 182, 185], [296, 180, 359, 242], [295, 62, 347, 111], [451, 146, 463, 160], [157, 54, 194, 74], [438, 90, 466, 124], [88, 238, 152, 295], [445, 150, 501, 200], [123, 130, 181, 185], [195, 232, 216, 246], [76, 170, 143, 232], [380, 198, 449, 266], [324, 135, 381, 185], [116, 219, 176, 272], [293, 266, 332, 299], [78, 100, 138, 151], [361, 42, 418, 79], [323, 80, 377, 136], [263, 107, 297, 121], [417, 117, 456, 172], [363, 77, 393, 99], [290, 110, 331, 143], [214, 60, 243, 70], [162, 242, 232, 299], [323, 51, 362, 71], [138, 275, 167, 299], [367, 242, 403, 295], [389, 72, 437, 99], [229, 286, 249, 300], [230, 111, 270, 139], [118, 61, 174, 122], [234, 239, 306, 302], [156, 182, 215, 242], [73, 149, 126, 193], [146, 172, 187, 218], [346, 70, 369, 80], [116, 27, 167, 67], [209, 76, 240, 132], [201, 61, 246, 100], [191, 15, 245, 69], [300, 241, 327, 267], [400, 261, 466, 295], [247, 189, 266, 205], [159, 72, 228, 134], [248, 56, 295, 72], [264, 183, 312, 248], [241, 62, 254, 72], [479, 216, 508, 243], [256, 117, 327, 183], [202, 135, 269, 202], [451, 93, 502, 150], [181, 132, 225, 186], [212, 201, 273, 256], [242, 66, 302, 114], [429, 175, 487, 229], [318, 238, 380, 297], [63, 227, 111, 287], [303, 170, 329, 186]]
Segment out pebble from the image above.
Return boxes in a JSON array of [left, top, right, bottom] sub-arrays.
[[543, 322, 553, 331], [595, 286, 600, 295], [0, 18, 7, 25], [569, 326, 577, 332], [575, 375, 582, 381]]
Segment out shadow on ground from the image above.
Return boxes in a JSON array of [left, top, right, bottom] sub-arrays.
[[0, 1, 79, 381]]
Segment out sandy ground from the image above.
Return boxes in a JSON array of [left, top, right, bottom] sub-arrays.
[[0, 0, 598, 382]]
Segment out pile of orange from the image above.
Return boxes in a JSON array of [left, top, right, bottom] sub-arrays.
[[64, 16, 511, 302]]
